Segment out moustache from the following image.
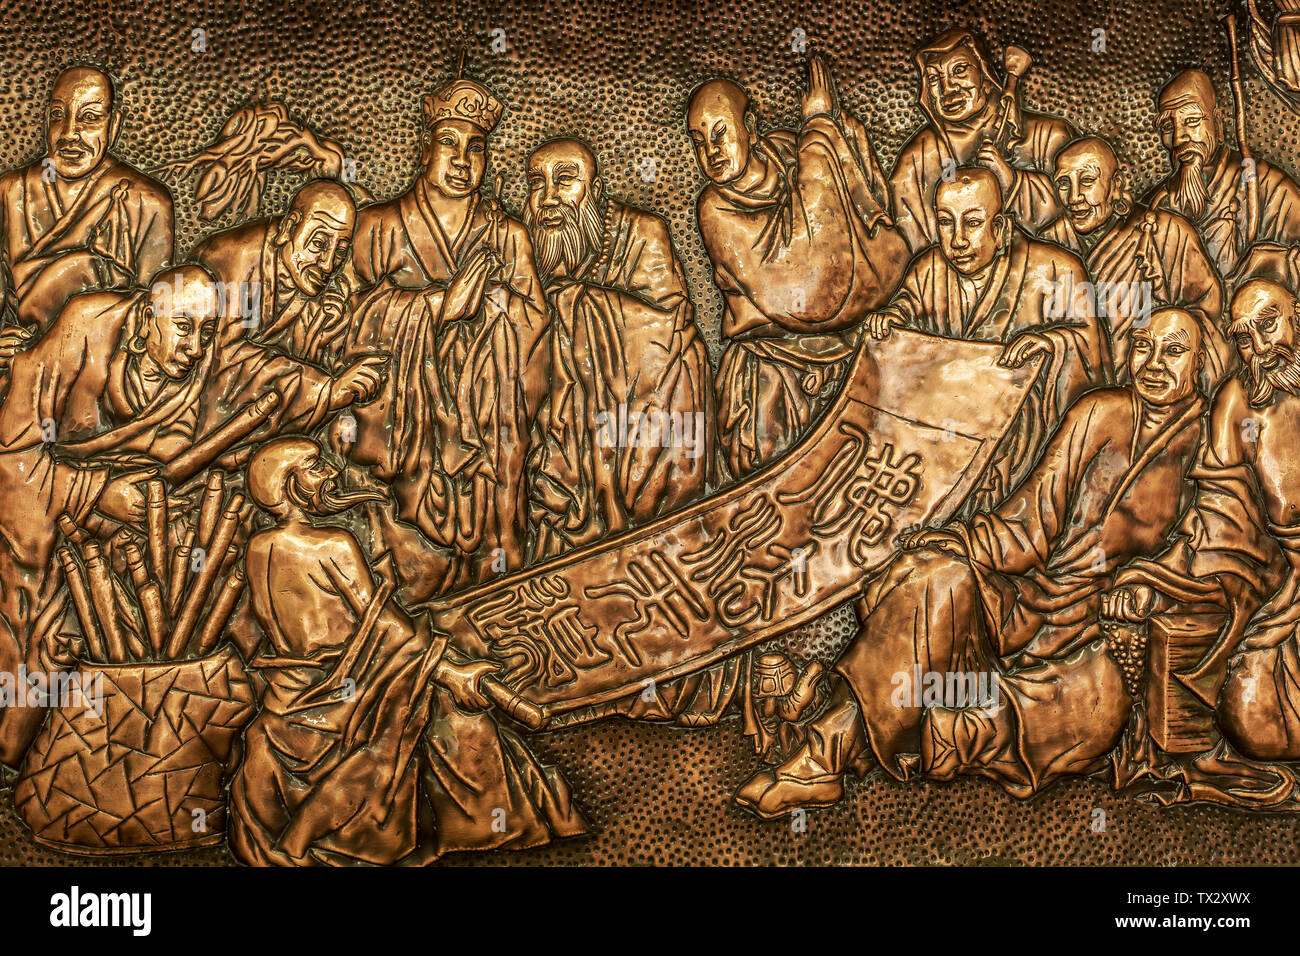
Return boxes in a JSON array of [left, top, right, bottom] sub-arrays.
[[1246, 344, 1300, 407], [310, 478, 385, 515]]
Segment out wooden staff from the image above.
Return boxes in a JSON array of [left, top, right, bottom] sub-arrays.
[[197, 471, 226, 547], [168, 528, 196, 617], [1225, 12, 1261, 245], [146, 480, 169, 596], [193, 567, 246, 657], [162, 392, 280, 486], [168, 495, 244, 658], [82, 543, 127, 663], [58, 548, 108, 662], [994, 46, 1032, 152]]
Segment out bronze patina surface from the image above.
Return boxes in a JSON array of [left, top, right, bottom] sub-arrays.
[[0, 0, 1296, 866]]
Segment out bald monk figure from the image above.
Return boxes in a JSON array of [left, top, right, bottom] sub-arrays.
[[738, 307, 1211, 817], [228, 437, 586, 865], [688, 57, 909, 479], [1107, 279, 1300, 764], [194, 179, 364, 368], [869, 166, 1109, 512], [1146, 69, 1300, 279], [1043, 136, 1231, 382], [192, 179, 384, 443], [0, 66, 174, 332]]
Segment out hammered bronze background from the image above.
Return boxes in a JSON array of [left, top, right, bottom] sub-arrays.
[[0, 0, 1297, 865]]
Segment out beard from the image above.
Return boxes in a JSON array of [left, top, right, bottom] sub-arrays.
[[288, 474, 385, 516], [524, 193, 606, 280], [1167, 141, 1211, 222], [1243, 344, 1300, 408]]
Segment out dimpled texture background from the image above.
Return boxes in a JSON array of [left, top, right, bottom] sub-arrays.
[[0, 0, 1297, 865]]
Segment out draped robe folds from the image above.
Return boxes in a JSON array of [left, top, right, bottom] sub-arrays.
[[889, 106, 1075, 254], [529, 199, 713, 558], [1109, 377, 1300, 807], [191, 218, 344, 440], [0, 290, 213, 763], [699, 112, 909, 480], [347, 182, 549, 595], [834, 387, 1204, 790], [228, 525, 585, 866], [880, 229, 1111, 512], [1146, 147, 1300, 279], [193, 217, 351, 369], [1043, 203, 1231, 383], [0, 157, 173, 330]]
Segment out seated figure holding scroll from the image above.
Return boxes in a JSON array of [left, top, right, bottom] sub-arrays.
[[736, 307, 1210, 817]]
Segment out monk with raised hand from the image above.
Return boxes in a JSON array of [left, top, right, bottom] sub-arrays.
[[688, 55, 907, 480], [345, 77, 549, 598]]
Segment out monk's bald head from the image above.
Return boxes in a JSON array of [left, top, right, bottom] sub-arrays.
[[935, 167, 1006, 275], [935, 166, 1002, 213], [687, 78, 757, 185], [142, 264, 220, 380], [277, 179, 357, 298], [47, 66, 119, 180], [1159, 69, 1217, 114], [288, 179, 356, 224], [1057, 137, 1119, 181], [1054, 137, 1129, 233]]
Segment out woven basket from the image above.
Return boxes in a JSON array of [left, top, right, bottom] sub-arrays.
[[13, 644, 255, 854]]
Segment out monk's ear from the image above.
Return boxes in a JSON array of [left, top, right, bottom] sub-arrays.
[[744, 109, 757, 138], [108, 109, 122, 150], [1110, 165, 1132, 216], [592, 176, 604, 201], [275, 211, 300, 246], [129, 304, 153, 354]]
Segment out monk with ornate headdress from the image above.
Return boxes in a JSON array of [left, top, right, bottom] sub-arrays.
[[889, 29, 1075, 253], [345, 76, 549, 599]]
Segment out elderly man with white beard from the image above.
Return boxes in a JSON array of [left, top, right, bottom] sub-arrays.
[[1146, 69, 1300, 279], [521, 138, 713, 558]]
